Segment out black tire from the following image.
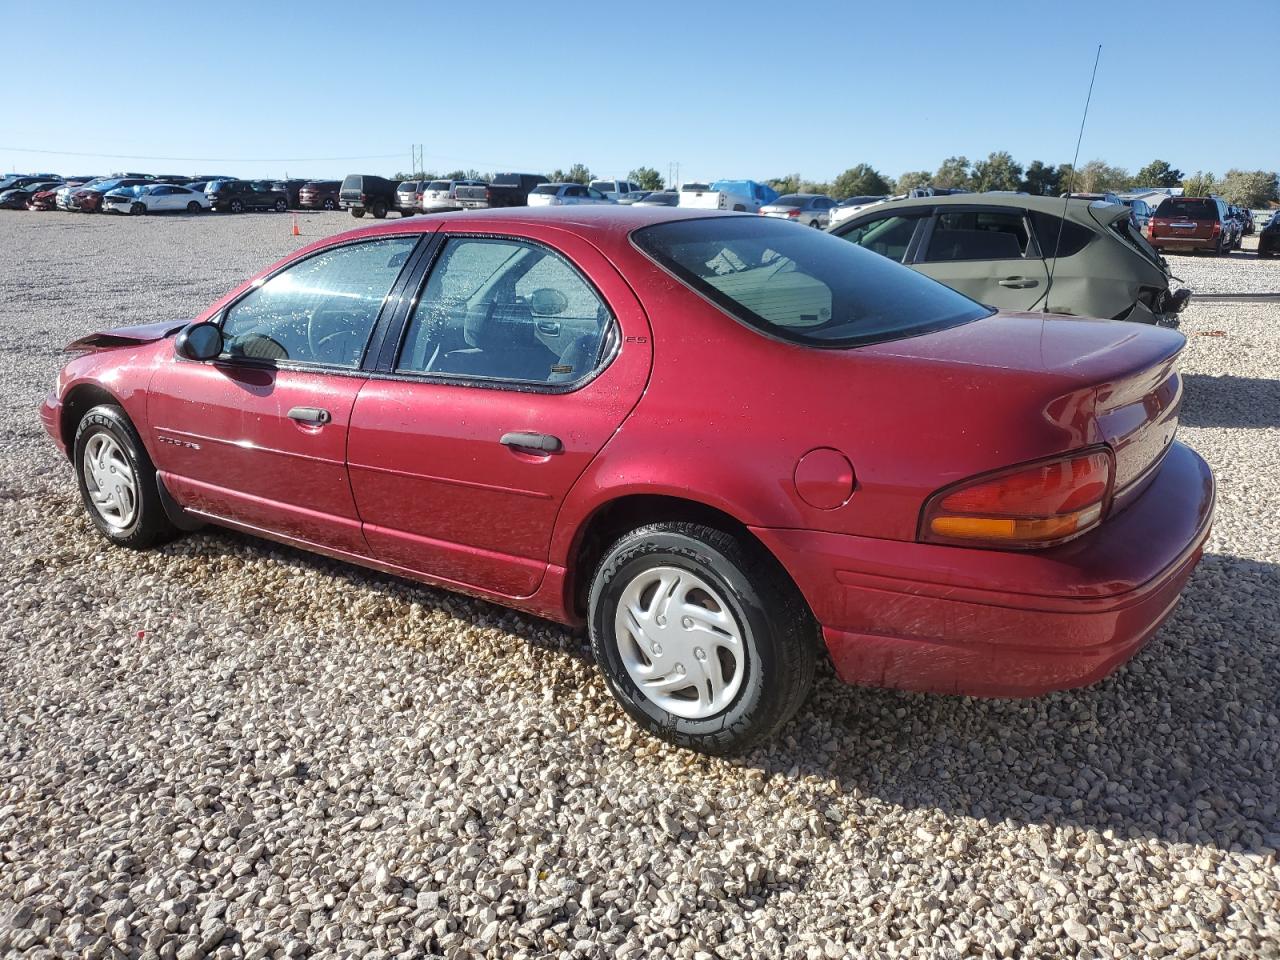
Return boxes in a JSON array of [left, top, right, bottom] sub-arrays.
[[73, 404, 177, 550], [274, 199, 287, 213], [130, 202, 146, 216], [323, 198, 335, 210], [351, 208, 365, 219], [229, 199, 244, 214], [400, 209, 415, 217], [186, 201, 201, 213], [371, 201, 388, 219], [588, 522, 816, 755]]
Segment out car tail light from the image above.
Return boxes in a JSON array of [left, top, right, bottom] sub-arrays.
[[485, 188, 492, 201], [920, 448, 1114, 549], [1211, 222, 1221, 237], [786, 208, 801, 218]]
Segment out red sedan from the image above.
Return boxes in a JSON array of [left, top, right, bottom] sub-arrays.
[[41, 207, 1213, 753]]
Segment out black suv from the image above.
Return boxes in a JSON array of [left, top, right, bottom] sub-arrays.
[[209, 180, 290, 213], [339, 174, 403, 219]]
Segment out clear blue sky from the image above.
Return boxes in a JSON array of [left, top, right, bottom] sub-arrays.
[[3, 0, 1274, 184]]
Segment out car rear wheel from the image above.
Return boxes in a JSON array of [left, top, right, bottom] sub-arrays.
[[130, 202, 146, 216], [73, 405, 177, 550], [351, 208, 365, 218], [274, 199, 287, 212], [588, 522, 816, 755], [323, 198, 335, 210], [186, 201, 201, 213], [371, 201, 388, 219], [229, 199, 244, 214]]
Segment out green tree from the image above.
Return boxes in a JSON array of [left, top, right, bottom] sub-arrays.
[[799, 179, 832, 196], [1181, 171, 1218, 198], [1134, 160, 1184, 188], [895, 170, 933, 193], [564, 163, 592, 185], [932, 156, 971, 190], [970, 151, 1024, 192], [830, 164, 891, 199], [1216, 169, 1279, 207], [628, 166, 664, 191], [768, 173, 802, 196], [1071, 160, 1131, 193], [1019, 160, 1062, 196]]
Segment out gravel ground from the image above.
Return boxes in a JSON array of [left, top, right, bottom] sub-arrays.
[[0, 210, 1277, 960], [1166, 235, 1280, 294]]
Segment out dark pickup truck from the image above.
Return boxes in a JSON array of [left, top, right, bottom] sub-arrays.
[[454, 173, 548, 209]]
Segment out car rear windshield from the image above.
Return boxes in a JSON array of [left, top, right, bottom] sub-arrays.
[[397, 182, 417, 192], [772, 195, 807, 206], [531, 184, 561, 195], [633, 216, 992, 348], [1156, 198, 1217, 220], [427, 180, 451, 191], [341, 175, 361, 190]]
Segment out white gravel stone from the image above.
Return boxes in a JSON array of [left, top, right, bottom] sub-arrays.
[[0, 211, 1277, 959]]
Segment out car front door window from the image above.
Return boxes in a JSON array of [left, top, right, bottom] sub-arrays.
[[397, 237, 611, 386], [841, 214, 926, 263], [220, 237, 418, 367]]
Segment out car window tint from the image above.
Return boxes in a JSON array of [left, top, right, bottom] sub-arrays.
[[398, 237, 612, 385], [1029, 212, 1095, 259], [924, 211, 1029, 262], [838, 214, 926, 263], [221, 237, 417, 367], [635, 216, 991, 348]]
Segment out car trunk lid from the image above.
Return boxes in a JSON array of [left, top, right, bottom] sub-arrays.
[[863, 312, 1184, 503]]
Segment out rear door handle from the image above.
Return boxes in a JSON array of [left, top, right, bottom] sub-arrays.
[[998, 277, 1039, 288], [500, 431, 562, 453], [287, 406, 331, 424]]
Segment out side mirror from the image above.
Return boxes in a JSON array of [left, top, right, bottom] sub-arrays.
[[174, 321, 223, 361]]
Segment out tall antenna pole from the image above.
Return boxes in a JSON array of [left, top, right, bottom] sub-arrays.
[[1046, 44, 1102, 311]]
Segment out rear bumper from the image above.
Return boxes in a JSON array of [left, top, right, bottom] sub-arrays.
[[752, 442, 1214, 697], [1150, 235, 1215, 250]]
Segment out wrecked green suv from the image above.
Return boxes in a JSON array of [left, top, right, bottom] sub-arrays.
[[829, 193, 1189, 325]]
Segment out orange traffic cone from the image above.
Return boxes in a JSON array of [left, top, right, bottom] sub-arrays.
[[291, 215, 300, 237]]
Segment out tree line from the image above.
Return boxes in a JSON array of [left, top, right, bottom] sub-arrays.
[[392, 157, 1280, 208]]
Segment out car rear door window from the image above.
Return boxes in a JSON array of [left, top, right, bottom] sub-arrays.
[[923, 210, 1030, 262], [838, 213, 928, 263], [397, 237, 612, 385], [220, 237, 418, 367]]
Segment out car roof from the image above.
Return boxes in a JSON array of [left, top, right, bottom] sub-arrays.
[[849, 191, 1128, 225]]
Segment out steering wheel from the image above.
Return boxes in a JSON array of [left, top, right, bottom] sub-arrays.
[[307, 307, 358, 363]]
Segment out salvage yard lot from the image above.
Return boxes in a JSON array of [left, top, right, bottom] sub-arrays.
[[0, 212, 1277, 959]]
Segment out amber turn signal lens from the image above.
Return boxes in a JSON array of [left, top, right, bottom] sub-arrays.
[[921, 449, 1113, 549]]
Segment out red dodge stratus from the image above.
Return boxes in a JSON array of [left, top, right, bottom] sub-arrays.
[[41, 207, 1213, 754]]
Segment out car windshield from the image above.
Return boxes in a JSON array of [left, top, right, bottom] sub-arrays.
[[633, 216, 992, 348], [1157, 198, 1217, 219]]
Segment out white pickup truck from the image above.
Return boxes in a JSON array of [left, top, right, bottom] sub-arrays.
[[679, 179, 778, 213]]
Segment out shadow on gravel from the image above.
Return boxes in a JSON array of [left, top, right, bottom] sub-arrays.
[[1180, 373, 1280, 428], [158, 528, 1278, 854], [773, 553, 1280, 855]]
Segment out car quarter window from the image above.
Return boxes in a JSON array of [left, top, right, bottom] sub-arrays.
[[922, 210, 1031, 262], [838, 213, 927, 263], [396, 237, 613, 386], [219, 237, 418, 367], [1029, 212, 1095, 259]]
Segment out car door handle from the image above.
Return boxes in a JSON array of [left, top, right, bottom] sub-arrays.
[[287, 406, 331, 424], [500, 431, 562, 453], [998, 277, 1039, 288]]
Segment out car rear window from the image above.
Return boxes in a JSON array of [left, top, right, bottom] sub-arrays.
[[772, 195, 808, 206], [341, 175, 361, 191], [633, 216, 992, 348], [531, 184, 561, 195], [1156, 198, 1217, 220], [427, 180, 451, 191], [397, 182, 417, 192]]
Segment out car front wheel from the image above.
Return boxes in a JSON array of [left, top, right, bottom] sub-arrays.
[[229, 199, 244, 214], [589, 522, 815, 755], [274, 199, 287, 212], [323, 198, 335, 210], [73, 404, 176, 550]]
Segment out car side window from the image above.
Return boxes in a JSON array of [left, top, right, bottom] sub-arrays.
[[839, 214, 926, 263], [220, 237, 418, 367], [1029, 212, 1095, 259], [588, 188, 607, 200], [923, 210, 1030, 262], [397, 237, 613, 386]]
